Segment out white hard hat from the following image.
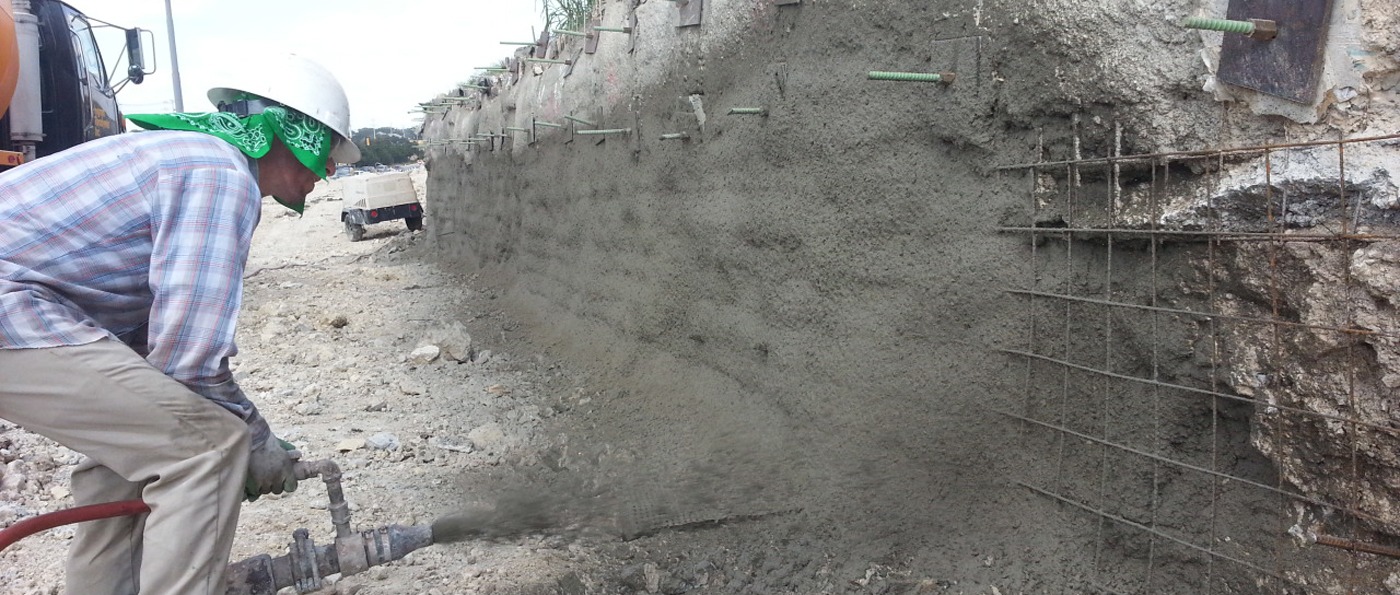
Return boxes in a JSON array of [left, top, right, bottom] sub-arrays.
[[208, 53, 361, 164]]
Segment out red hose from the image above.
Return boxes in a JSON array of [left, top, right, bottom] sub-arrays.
[[0, 499, 149, 553]]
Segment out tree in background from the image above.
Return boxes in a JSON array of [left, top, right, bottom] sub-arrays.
[[351, 127, 420, 165]]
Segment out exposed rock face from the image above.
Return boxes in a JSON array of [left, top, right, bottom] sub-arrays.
[[1216, 215, 1400, 535]]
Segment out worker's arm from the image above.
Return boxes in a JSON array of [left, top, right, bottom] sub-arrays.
[[143, 161, 270, 446]]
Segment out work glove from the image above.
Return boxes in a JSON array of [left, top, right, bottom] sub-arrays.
[[244, 437, 301, 502]]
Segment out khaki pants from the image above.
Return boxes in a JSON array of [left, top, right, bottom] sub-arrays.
[[0, 339, 249, 595]]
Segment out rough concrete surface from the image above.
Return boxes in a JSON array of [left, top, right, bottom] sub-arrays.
[[420, 0, 1400, 593]]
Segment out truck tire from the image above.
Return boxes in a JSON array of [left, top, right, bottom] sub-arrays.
[[405, 216, 423, 232], [345, 221, 365, 242]]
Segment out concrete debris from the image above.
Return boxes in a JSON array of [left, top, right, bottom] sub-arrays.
[[486, 384, 511, 396], [336, 438, 367, 452], [409, 344, 441, 364], [471, 349, 492, 365], [366, 432, 401, 451], [644, 563, 662, 593], [426, 322, 474, 362]]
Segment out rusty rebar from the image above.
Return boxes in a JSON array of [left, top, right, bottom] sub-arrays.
[[1000, 348, 1400, 435], [995, 132, 1400, 171], [1312, 533, 1400, 560]]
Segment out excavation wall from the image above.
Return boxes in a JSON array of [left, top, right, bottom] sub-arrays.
[[421, 0, 1400, 591]]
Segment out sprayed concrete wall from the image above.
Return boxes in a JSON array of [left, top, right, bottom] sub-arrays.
[[421, 0, 1400, 590]]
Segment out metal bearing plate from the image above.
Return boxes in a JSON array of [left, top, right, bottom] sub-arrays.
[[1216, 0, 1334, 104]]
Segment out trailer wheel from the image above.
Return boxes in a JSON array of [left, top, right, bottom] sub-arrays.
[[405, 217, 424, 232], [345, 221, 365, 242]]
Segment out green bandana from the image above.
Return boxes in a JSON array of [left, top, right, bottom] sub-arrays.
[[128, 106, 334, 214]]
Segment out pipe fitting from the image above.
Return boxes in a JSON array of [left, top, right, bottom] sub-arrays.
[[294, 459, 351, 538]]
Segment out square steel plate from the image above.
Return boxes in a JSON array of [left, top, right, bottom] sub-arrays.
[[679, 0, 703, 28], [1216, 0, 1334, 104], [585, 18, 601, 54]]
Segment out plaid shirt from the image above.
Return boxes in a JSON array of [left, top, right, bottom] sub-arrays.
[[0, 131, 269, 443]]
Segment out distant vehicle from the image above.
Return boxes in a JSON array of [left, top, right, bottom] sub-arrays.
[[339, 170, 424, 241]]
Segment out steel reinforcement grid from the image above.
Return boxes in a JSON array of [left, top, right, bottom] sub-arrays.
[[997, 125, 1400, 594]]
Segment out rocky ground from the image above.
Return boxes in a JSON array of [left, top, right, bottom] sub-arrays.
[[0, 168, 631, 595]]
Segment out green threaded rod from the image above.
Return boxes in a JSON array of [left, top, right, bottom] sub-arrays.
[[594, 26, 632, 34], [500, 41, 538, 46], [868, 71, 956, 83], [554, 29, 590, 37], [564, 115, 596, 126], [534, 121, 565, 128], [575, 128, 632, 136], [460, 84, 489, 90], [506, 127, 531, 133], [526, 58, 573, 65], [1180, 16, 1277, 40], [659, 133, 690, 141], [728, 107, 767, 116], [480, 68, 509, 73]]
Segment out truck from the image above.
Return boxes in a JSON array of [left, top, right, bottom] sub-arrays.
[[340, 170, 425, 241], [0, 0, 151, 167]]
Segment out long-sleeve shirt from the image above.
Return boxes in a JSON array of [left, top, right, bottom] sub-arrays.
[[0, 130, 270, 445]]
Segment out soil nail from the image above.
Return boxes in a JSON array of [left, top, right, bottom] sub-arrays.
[[867, 71, 956, 83], [1180, 17, 1277, 40], [575, 128, 632, 136]]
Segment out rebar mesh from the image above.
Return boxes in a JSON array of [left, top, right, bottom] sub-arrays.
[[1002, 128, 1400, 593]]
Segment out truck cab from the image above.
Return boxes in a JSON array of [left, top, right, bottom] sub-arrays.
[[0, 0, 149, 166], [33, 0, 123, 157]]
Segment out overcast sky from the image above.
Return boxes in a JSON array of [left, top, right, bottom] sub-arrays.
[[72, 0, 544, 130]]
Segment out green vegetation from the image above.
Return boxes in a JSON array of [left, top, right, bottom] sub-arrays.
[[543, 0, 595, 33], [351, 127, 420, 165]]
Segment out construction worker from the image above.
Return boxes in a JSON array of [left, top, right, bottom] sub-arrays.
[[0, 53, 360, 594]]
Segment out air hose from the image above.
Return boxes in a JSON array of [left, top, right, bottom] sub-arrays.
[[0, 499, 149, 553]]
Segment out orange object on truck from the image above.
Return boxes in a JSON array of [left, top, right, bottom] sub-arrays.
[[0, 0, 149, 168]]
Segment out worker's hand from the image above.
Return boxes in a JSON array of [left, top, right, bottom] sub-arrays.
[[244, 437, 301, 502]]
